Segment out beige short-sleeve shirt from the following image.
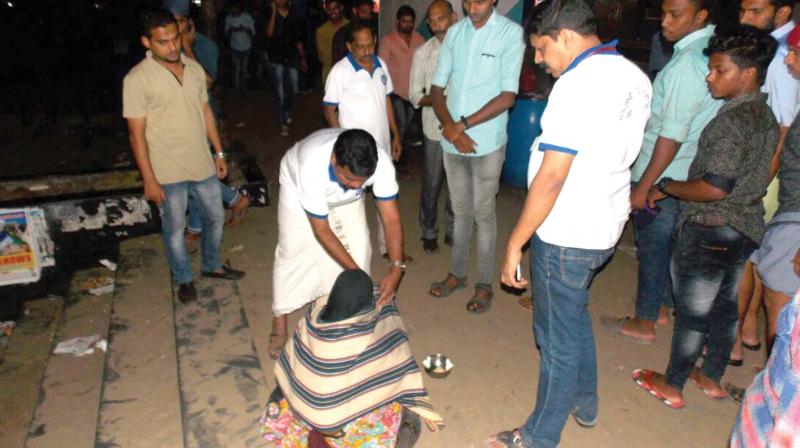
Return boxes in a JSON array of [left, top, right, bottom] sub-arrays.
[[123, 52, 214, 184]]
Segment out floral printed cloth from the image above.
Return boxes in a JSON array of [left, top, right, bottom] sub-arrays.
[[259, 399, 402, 448]]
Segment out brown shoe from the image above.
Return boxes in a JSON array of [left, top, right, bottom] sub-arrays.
[[227, 194, 250, 227], [177, 282, 198, 303]]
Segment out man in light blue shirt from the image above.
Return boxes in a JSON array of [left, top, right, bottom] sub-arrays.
[[427, 0, 524, 313], [602, 0, 721, 343]]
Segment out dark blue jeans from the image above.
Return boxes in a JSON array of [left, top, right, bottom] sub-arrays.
[[266, 62, 299, 126], [520, 235, 614, 448], [665, 222, 756, 390], [632, 181, 678, 320]]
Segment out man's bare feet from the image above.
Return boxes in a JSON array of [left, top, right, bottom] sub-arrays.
[[656, 306, 671, 325], [689, 369, 727, 399], [601, 316, 656, 344]]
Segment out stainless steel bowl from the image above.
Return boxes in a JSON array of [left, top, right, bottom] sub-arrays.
[[422, 353, 454, 379]]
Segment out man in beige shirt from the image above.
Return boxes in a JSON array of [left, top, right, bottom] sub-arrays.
[[123, 9, 244, 303], [316, 0, 348, 84]]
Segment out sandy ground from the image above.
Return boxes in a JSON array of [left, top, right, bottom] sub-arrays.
[[0, 89, 763, 447]]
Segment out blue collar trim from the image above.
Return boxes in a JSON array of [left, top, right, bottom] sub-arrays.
[[562, 39, 620, 75], [329, 163, 349, 191], [346, 53, 382, 76]]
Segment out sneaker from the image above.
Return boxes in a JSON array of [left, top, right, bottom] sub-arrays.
[[177, 282, 198, 303], [421, 238, 439, 254], [571, 407, 597, 428]]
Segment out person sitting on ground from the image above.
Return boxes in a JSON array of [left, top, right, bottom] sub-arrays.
[[259, 269, 443, 447], [632, 25, 779, 409], [730, 289, 800, 447]]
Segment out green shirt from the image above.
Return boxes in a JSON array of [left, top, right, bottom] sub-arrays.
[[431, 10, 524, 157], [631, 25, 722, 182]]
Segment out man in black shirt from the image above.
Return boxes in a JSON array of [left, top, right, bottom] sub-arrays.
[[266, 0, 307, 136]]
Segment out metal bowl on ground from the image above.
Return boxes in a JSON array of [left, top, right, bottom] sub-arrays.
[[422, 354, 454, 379]]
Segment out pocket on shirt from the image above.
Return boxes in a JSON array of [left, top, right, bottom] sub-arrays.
[[478, 54, 497, 81]]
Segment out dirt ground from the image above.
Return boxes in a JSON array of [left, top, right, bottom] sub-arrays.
[[0, 89, 762, 448]]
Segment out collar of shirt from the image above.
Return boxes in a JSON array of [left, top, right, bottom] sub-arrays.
[[719, 92, 768, 114], [561, 39, 620, 76], [772, 20, 796, 42], [346, 53, 383, 76], [470, 8, 499, 31], [328, 162, 360, 192], [674, 24, 715, 52]]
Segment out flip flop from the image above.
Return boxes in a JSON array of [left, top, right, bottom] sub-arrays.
[[689, 370, 728, 399], [484, 429, 527, 448], [518, 296, 533, 312], [742, 341, 762, 351], [723, 382, 747, 404], [632, 369, 685, 410], [600, 316, 655, 345]]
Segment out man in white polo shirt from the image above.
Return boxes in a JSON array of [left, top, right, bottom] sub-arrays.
[[323, 22, 404, 259], [489, 0, 652, 446], [323, 22, 402, 160], [268, 128, 405, 359]]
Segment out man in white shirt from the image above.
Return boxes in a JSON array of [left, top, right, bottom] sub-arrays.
[[409, 0, 456, 253], [323, 22, 404, 259], [268, 129, 405, 359], [323, 23, 402, 160], [224, 2, 255, 94], [489, 0, 652, 446]]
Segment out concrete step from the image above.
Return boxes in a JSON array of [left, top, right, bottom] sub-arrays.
[[95, 238, 184, 448], [175, 277, 268, 448], [25, 268, 114, 448], [0, 298, 64, 448]]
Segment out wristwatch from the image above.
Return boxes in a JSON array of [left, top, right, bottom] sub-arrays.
[[214, 151, 227, 160], [460, 115, 470, 130], [655, 177, 673, 194], [390, 259, 407, 270]]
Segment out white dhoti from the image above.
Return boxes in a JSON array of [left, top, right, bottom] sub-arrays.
[[272, 185, 372, 316]]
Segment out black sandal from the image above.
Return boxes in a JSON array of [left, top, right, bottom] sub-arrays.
[[466, 284, 493, 314]]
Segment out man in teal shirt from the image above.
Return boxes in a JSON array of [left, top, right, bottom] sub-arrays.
[[602, 0, 721, 343], [428, 0, 524, 313]]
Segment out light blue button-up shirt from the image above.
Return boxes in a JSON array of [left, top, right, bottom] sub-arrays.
[[431, 9, 524, 157], [631, 25, 722, 182], [764, 21, 800, 127]]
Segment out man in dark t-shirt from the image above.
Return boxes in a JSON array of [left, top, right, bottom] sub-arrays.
[[266, 0, 307, 136]]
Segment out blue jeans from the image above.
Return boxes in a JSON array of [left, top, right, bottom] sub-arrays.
[[419, 137, 453, 241], [186, 181, 240, 234], [266, 62, 299, 125], [160, 175, 224, 284], [231, 49, 250, 94], [443, 147, 505, 286], [665, 222, 756, 390], [521, 235, 614, 448], [632, 181, 678, 320]]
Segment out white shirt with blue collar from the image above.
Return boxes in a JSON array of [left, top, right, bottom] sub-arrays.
[[279, 128, 399, 219], [323, 54, 394, 155]]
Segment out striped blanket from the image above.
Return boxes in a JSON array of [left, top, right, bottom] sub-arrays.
[[274, 296, 444, 433]]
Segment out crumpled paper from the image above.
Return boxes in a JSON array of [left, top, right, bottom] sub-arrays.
[[53, 335, 108, 357]]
